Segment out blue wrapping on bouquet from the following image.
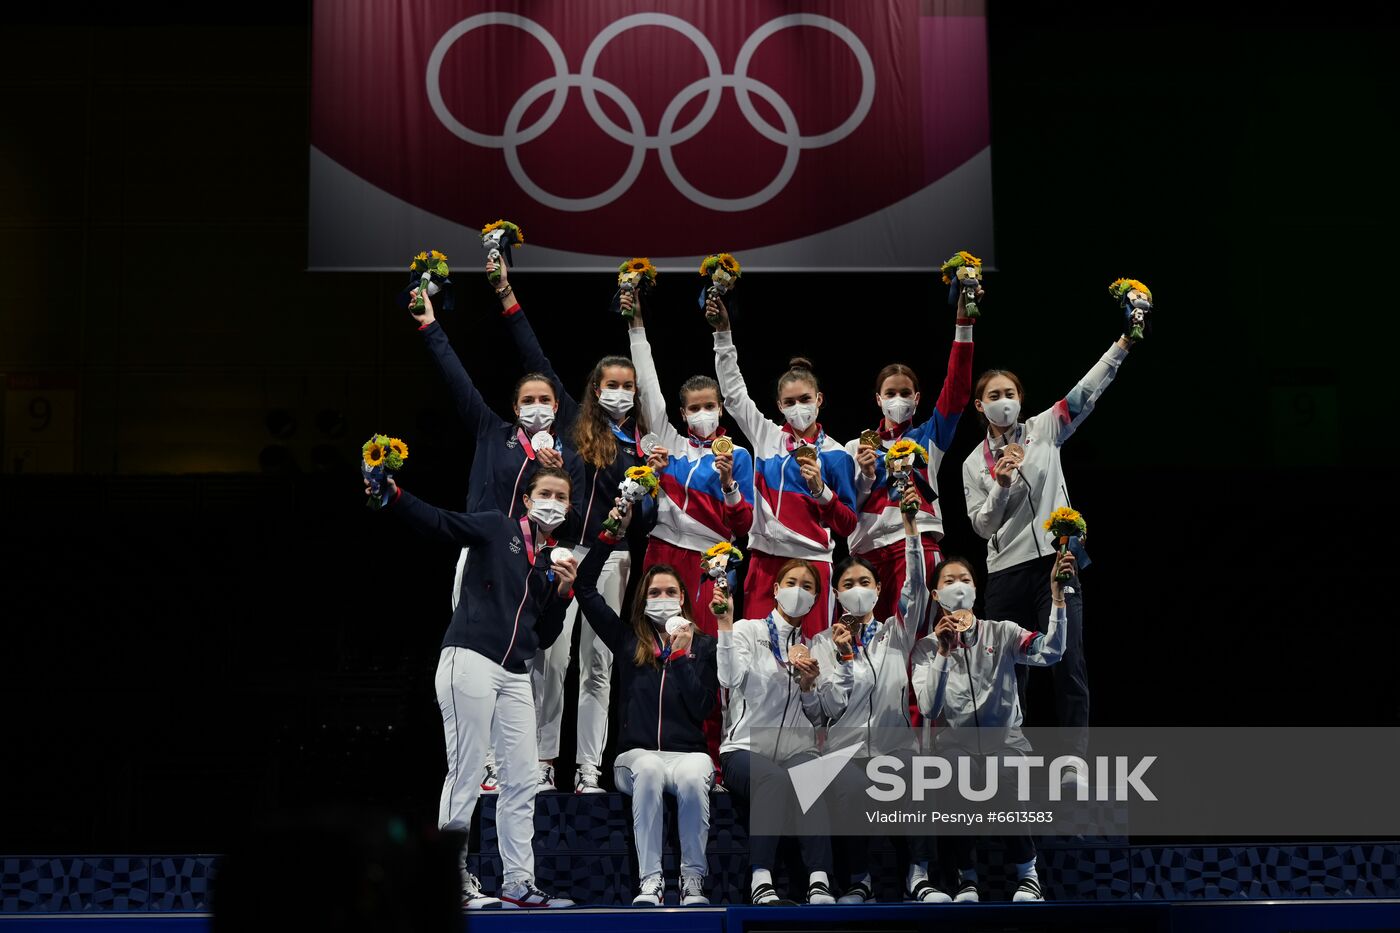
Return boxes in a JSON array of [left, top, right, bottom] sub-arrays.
[[362, 461, 393, 510]]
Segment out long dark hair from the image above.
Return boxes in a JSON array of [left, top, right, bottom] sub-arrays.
[[629, 564, 694, 669], [574, 355, 650, 469]]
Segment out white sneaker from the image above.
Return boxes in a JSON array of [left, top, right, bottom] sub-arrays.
[[499, 880, 575, 908], [480, 762, 500, 794], [633, 873, 664, 907], [680, 873, 709, 906], [807, 878, 836, 905], [906, 879, 951, 903], [537, 763, 556, 791], [750, 880, 781, 905], [953, 880, 980, 903], [461, 872, 502, 910], [1012, 877, 1044, 902], [574, 767, 605, 794], [838, 880, 873, 904]]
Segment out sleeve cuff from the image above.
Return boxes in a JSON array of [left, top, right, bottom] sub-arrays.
[[955, 323, 974, 341], [560, 588, 575, 601], [418, 320, 435, 332], [724, 485, 743, 506], [992, 483, 1013, 503], [816, 483, 835, 504], [1105, 341, 1129, 365], [713, 330, 734, 349], [598, 530, 621, 546], [932, 653, 952, 672], [501, 303, 522, 317], [1050, 605, 1068, 623], [717, 630, 734, 647], [667, 646, 690, 661]]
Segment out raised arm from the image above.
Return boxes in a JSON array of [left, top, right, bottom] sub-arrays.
[[922, 319, 975, 453], [387, 487, 502, 547], [894, 522, 929, 632], [1032, 337, 1131, 447], [716, 622, 757, 697], [572, 539, 628, 655], [625, 305, 685, 451], [493, 261, 580, 432], [708, 301, 784, 453], [1016, 549, 1074, 666]]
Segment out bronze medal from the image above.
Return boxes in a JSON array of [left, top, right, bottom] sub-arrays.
[[1004, 442, 1025, 463], [950, 609, 975, 632]]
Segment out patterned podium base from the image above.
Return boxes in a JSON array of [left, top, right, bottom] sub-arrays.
[[3, 793, 1399, 911]]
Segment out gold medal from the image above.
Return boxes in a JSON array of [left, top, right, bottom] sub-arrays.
[[859, 429, 881, 449], [710, 436, 733, 455], [792, 445, 818, 465]]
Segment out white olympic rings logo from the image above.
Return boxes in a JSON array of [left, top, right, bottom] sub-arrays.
[[425, 12, 875, 212]]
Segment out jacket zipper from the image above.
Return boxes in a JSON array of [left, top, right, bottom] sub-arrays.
[[656, 663, 667, 750]]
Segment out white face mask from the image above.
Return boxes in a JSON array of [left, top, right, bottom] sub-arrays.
[[518, 403, 555, 433], [982, 398, 1020, 428], [880, 396, 916, 425], [782, 402, 818, 432], [937, 582, 976, 613], [687, 409, 720, 437], [645, 598, 682, 625], [527, 497, 567, 532], [837, 585, 878, 617], [774, 586, 816, 619], [598, 388, 635, 418]]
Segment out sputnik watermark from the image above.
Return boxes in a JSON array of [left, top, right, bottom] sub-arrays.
[[866, 755, 1157, 803]]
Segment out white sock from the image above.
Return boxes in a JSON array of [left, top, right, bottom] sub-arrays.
[[1015, 859, 1039, 882], [809, 870, 830, 887], [958, 867, 978, 886], [906, 861, 928, 888], [751, 868, 773, 889]]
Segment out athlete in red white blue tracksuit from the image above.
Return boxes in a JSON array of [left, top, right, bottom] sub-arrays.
[[707, 299, 858, 638]]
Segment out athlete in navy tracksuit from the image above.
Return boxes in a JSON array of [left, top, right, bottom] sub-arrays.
[[410, 290, 588, 794], [373, 466, 579, 910], [491, 259, 652, 793], [574, 514, 719, 907]]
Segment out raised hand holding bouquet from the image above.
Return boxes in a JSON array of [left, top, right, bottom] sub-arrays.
[[1043, 507, 1087, 582], [1109, 278, 1153, 342], [480, 220, 524, 283], [614, 257, 657, 318], [601, 466, 659, 536], [701, 542, 744, 615], [362, 434, 409, 509], [699, 253, 741, 322], [940, 250, 983, 318], [885, 438, 929, 514], [405, 250, 451, 313]]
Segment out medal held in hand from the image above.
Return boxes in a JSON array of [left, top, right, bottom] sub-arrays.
[[1043, 506, 1087, 582], [601, 466, 660, 536], [362, 434, 409, 510], [949, 608, 975, 632], [699, 252, 741, 322], [640, 433, 663, 456], [404, 250, 451, 313], [546, 546, 573, 583], [786, 642, 812, 682], [480, 220, 524, 283], [614, 258, 657, 318], [859, 429, 882, 450], [710, 436, 733, 456], [531, 431, 554, 453], [701, 542, 744, 615], [791, 444, 818, 466], [837, 614, 859, 663], [884, 439, 928, 514], [1109, 278, 1153, 341], [940, 250, 983, 318]]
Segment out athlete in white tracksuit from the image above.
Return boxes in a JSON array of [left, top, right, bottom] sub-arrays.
[[806, 484, 950, 904], [716, 558, 837, 905], [909, 551, 1076, 904]]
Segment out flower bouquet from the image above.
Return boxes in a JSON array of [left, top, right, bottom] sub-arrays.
[[701, 541, 744, 615], [362, 434, 408, 510], [1109, 278, 1153, 341], [699, 253, 741, 322], [940, 250, 983, 319], [614, 257, 658, 318], [884, 438, 928, 514], [1043, 506, 1087, 582], [602, 465, 659, 536], [406, 250, 451, 313], [481, 220, 525, 283]]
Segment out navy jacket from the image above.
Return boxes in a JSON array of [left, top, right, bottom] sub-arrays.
[[503, 307, 653, 548], [421, 320, 587, 543], [389, 487, 569, 674], [575, 543, 718, 754]]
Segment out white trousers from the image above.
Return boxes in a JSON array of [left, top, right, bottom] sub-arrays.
[[435, 646, 538, 884], [532, 547, 629, 767], [613, 748, 714, 879]]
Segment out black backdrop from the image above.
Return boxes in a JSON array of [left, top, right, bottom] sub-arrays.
[[2, 2, 1396, 852]]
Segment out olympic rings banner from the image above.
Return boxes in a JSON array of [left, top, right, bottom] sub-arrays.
[[309, 0, 992, 271]]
